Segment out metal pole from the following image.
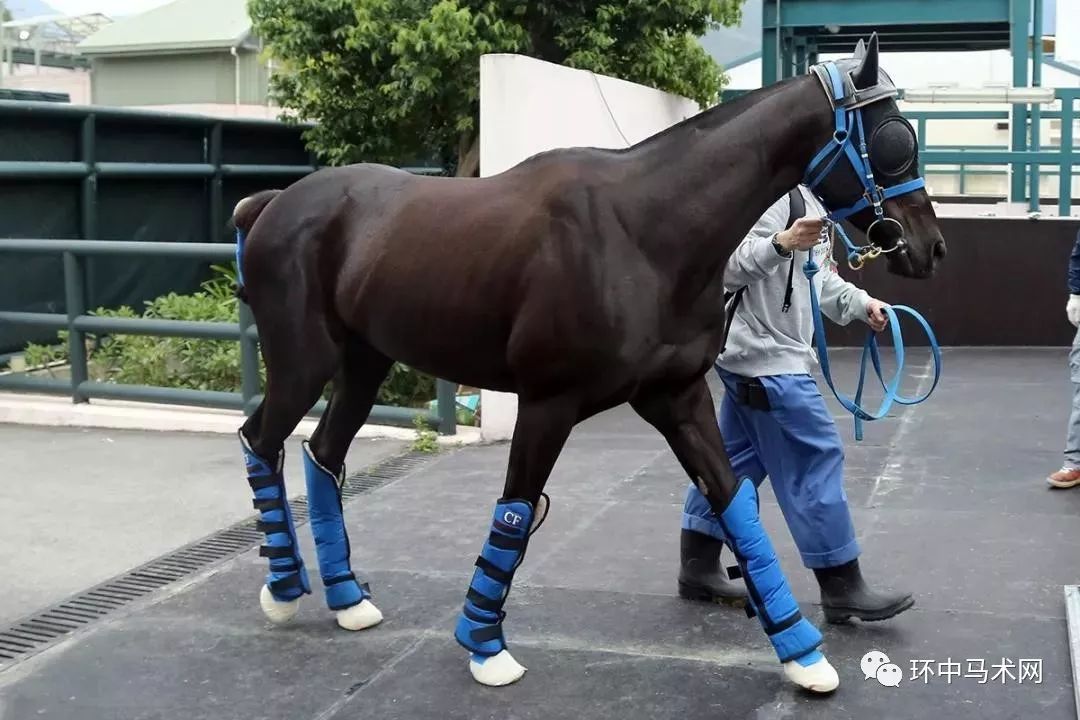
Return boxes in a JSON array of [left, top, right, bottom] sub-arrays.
[[1060, 92, 1074, 217], [794, 38, 807, 76], [1029, 0, 1043, 212], [79, 114, 98, 320], [761, 1, 779, 86], [63, 252, 89, 403], [435, 379, 457, 435], [208, 123, 223, 243], [1009, 0, 1031, 204]]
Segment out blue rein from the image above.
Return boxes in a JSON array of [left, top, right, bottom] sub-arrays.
[[798, 61, 943, 440], [803, 246, 942, 441]]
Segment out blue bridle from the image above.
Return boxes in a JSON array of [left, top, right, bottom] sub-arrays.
[[803, 62, 926, 271], [800, 61, 942, 441]]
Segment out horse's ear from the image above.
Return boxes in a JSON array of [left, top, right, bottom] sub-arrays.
[[852, 33, 879, 89], [853, 38, 866, 59]]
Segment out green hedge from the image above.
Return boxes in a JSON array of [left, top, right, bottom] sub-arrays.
[[23, 265, 438, 408]]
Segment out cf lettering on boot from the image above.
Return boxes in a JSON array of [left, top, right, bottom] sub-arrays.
[[455, 498, 537, 686]]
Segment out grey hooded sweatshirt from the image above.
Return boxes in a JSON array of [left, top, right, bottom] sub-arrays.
[[717, 185, 872, 379]]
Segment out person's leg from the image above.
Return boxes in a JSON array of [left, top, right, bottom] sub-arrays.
[[1049, 326, 1080, 488], [679, 381, 763, 604], [752, 374, 913, 623]]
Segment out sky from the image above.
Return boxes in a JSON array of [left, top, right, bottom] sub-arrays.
[[39, 0, 170, 17]]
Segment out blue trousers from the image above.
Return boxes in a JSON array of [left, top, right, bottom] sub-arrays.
[[682, 368, 859, 569]]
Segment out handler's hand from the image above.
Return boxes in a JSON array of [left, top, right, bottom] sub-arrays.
[[776, 217, 825, 252], [866, 298, 890, 332], [1068, 295, 1080, 327]]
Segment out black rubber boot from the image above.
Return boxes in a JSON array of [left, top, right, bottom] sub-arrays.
[[677, 529, 748, 606], [813, 558, 914, 624]]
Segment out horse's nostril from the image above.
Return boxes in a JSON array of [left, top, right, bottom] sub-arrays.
[[932, 239, 947, 261]]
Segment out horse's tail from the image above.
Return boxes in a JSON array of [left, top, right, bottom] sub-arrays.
[[231, 189, 282, 302]]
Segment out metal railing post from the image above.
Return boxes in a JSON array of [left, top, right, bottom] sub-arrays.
[[435, 378, 457, 435], [80, 113, 97, 311], [1060, 92, 1074, 217], [1029, 102, 1041, 212], [238, 301, 260, 415], [62, 251, 88, 403], [209, 123, 224, 243], [80, 114, 97, 238]]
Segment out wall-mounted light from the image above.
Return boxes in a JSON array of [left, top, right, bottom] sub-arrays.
[[17, 30, 30, 41], [825, 25, 840, 34]]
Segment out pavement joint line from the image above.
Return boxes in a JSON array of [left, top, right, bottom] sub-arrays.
[[515, 448, 665, 581], [864, 353, 935, 511], [311, 605, 464, 720], [400, 626, 781, 670]]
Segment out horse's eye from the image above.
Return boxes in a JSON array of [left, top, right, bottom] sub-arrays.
[[869, 117, 916, 177]]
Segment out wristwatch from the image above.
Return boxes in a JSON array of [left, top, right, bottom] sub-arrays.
[[771, 234, 793, 258]]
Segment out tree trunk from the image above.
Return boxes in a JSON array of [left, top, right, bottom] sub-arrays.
[[456, 132, 481, 178]]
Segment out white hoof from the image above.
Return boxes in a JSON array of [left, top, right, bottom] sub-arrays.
[[336, 599, 384, 631], [783, 654, 839, 693], [468, 649, 527, 687], [259, 584, 300, 624]]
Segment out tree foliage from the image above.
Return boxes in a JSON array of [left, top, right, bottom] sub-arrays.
[[249, 0, 744, 174]]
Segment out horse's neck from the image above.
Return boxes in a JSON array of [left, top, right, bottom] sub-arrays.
[[622, 75, 834, 295]]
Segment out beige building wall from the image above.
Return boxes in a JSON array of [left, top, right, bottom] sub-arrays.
[[0, 66, 93, 104], [89, 48, 269, 107]]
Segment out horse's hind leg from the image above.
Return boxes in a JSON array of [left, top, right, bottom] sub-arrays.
[[453, 394, 576, 687], [303, 337, 393, 631], [631, 378, 840, 694], [239, 318, 339, 625]]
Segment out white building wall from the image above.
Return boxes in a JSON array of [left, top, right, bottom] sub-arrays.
[[1056, 1, 1080, 65]]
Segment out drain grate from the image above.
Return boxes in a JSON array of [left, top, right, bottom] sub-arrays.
[[0, 450, 438, 669]]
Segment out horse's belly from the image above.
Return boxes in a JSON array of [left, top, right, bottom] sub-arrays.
[[359, 297, 518, 392]]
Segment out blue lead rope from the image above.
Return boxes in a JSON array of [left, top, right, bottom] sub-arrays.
[[804, 256, 942, 441]]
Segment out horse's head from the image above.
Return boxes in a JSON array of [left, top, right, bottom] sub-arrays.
[[804, 33, 946, 279]]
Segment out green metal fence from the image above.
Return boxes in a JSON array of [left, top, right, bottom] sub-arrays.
[[0, 100, 455, 433], [908, 88, 1080, 214], [917, 144, 1080, 196], [0, 100, 317, 354], [0, 238, 458, 434]]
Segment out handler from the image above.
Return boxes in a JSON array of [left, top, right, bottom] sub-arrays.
[[1047, 228, 1080, 489], [677, 185, 915, 624]]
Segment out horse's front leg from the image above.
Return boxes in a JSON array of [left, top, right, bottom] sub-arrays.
[[452, 394, 575, 687], [631, 377, 839, 694]]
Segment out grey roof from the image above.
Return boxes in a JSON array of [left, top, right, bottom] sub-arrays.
[[77, 0, 251, 56]]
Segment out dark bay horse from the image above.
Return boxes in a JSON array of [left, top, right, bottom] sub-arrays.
[[232, 35, 944, 694]]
